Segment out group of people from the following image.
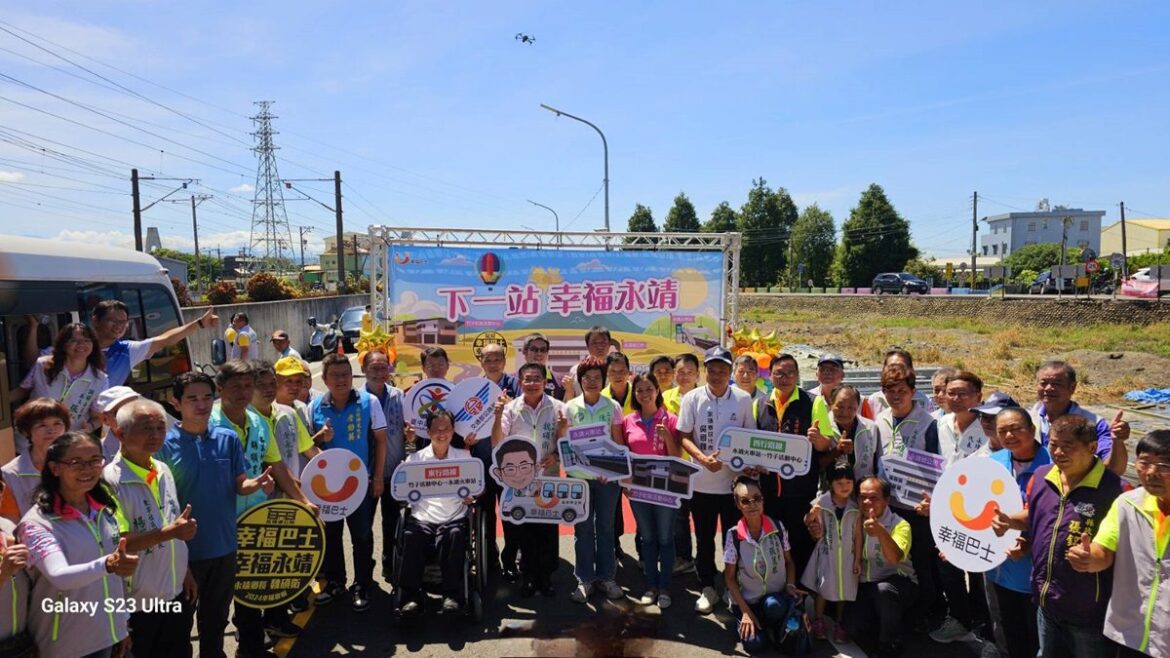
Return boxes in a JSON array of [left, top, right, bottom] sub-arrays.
[[1, 305, 1166, 658]]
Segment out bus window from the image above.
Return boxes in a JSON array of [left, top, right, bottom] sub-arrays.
[[542, 482, 555, 499], [570, 484, 584, 500], [557, 483, 569, 499]]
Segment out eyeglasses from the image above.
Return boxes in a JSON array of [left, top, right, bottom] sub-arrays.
[[501, 462, 535, 476], [526, 346, 549, 354], [58, 457, 106, 470], [1135, 459, 1170, 475], [580, 375, 604, 384], [772, 370, 798, 378], [736, 495, 764, 506]]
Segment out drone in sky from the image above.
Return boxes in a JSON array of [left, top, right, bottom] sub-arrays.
[[515, 33, 535, 45]]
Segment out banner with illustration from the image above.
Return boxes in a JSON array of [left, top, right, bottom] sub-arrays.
[[388, 246, 725, 379]]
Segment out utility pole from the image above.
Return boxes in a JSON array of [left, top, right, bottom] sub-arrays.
[[131, 169, 143, 251], [334, 170, 344, 290], [970, 191, 978, 289], [189, 195, 211, 291], [1060, 215, 1071, 269], [1119, 202, 1128, 277], [298, 226, 313, 269]]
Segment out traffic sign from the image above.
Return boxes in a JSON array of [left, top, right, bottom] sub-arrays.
[[1080, 247, 1097, 263], [1109, 253, 1125, 269], [1085, 259, 1100, 273], [944, 263, 954, 279]]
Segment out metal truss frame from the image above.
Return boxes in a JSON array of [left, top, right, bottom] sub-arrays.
[[367, 226, 742, 343]]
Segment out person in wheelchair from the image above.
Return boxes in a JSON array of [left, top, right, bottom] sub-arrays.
[[398, 409, 475, 615]]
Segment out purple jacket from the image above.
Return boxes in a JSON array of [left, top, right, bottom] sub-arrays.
[[1026, 460, 1124, 628]]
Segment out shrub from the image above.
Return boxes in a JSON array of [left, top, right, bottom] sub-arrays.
[[206, 281, 237, 305], [246, 272, 297, 302], [170, 277, 194, 307]]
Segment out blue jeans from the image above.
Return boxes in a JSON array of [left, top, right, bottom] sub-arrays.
[[1037, 607, 1111, 658], [574, 480, 621, 583], [630, 500, 677, 590], [730, 593, 793, 654]]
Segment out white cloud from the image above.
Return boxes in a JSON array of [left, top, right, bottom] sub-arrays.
[[440, 254, 472, 266], [392, 290, 445, 319], [52, 229, 254, 253], [230, 183, 255, 193], [0, 171, 26, 183], [573, 258, 609, 272]]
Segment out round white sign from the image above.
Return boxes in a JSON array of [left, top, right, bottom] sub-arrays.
[[448, 377, 502, 440], [929, 457, 1023, 573], [404, 378, 455, 439], [300, 448, 370, 522]]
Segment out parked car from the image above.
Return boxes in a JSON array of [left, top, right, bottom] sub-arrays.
[[1027, 270, 1075, 294], [338, 305, 366, 352], [871, 272, 929, 295]]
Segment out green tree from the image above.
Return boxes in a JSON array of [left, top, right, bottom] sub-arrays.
[[662, 192, 701, 232], [832, 184, 918, 286], [702, 201, 738, 233], [738, 178, 798, 287], [625, 203, 658, 245], [903, 257, 944, 284], [785, 204, 836, 286], [1001, 243, 1079, 275]]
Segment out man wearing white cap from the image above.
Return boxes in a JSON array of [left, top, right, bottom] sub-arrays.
[[97, 386, 141, 460]]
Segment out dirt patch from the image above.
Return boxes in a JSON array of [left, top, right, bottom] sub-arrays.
[[1061, 350, 1170, 401]]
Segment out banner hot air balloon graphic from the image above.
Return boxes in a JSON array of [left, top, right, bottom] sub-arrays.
[[477, 252, 503, 287]]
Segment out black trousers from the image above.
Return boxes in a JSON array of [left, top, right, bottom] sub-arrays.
[[377, 481, 402, 569], [987, 581, 1039, 658], [513, 520, 558, 583], [690, 491, 740, 588], [128, 595, 188, 658], [775, 496, 816, 578], [849, 575, 918, 645], [938, 557, 989, 629], [399, 516, 469, 600], [674, 498, 693, 560], [181, 552, 236, 658], [232, 602, 287, 654], [894, 506, 940, 620]]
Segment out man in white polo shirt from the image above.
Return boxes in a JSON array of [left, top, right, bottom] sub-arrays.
[[678, 345, 754, 614]]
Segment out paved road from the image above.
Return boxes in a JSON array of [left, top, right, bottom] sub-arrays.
[[204, 355, 997, 657]]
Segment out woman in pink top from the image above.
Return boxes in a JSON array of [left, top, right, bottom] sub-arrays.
[[621, 373, 681, 609]]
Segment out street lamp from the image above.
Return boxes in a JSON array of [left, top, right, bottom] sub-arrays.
[[540, 104, 609, 232], [526, 200, 560, 233]]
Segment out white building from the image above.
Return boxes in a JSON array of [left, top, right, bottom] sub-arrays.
[[980, 206, 1104, 258]]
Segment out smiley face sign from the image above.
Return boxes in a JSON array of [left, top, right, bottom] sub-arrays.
[[301, 448, 370, 522], [929, 456, 1023, 573]]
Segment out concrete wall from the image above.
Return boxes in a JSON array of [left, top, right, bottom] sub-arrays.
[[181, 294, 366, 367], [741, 293, 1170, 328]]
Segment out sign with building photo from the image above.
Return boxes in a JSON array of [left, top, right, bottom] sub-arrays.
[[558, 422, 632, 480], [715, 428, 812, 477], [930, 457, 1023, 573], [390, 458, 485, 503], [882, 448, 945, 508], [235, 500, 325, 609], [388, 246, 725, 381], [621, 455, 701, 509]]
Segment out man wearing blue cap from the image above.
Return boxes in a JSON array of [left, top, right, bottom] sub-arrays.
[[678, 345, 754, 614]]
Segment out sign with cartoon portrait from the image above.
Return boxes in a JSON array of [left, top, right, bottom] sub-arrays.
[[491, 436, 589, 525], [930, 457, 1023, 573], [300, 449, 370, 522]]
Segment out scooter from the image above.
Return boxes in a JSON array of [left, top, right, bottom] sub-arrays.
[[307, 315, 341, 361]]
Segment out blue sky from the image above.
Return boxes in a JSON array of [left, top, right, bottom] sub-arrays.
[[1, 1, 1168, 259]]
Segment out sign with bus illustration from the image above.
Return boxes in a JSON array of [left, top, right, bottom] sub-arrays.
[[499, 477, 590, 525], [390, 458, 485, 503], [558, 422, 632, 480], [715, 428, 812, 477], [620, 455, 701, 509]]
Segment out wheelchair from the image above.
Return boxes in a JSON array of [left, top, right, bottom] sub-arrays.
[[388, 498, 490, 622]]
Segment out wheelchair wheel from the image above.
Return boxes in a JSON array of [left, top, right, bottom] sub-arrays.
[[475, 504, 490, 591], [470, 590, 483, 623], [390, 504, 409, 616]]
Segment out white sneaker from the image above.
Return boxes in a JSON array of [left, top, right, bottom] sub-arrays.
[[570, 582, 593, 604], [695, 586, 718, 614], [657, 592, 672, 609], [930, 616, 976, 643], [638, 589, 657, 605], [599, 579, 624, 601]]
